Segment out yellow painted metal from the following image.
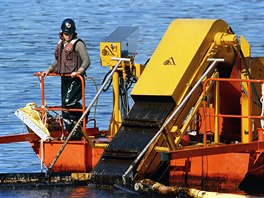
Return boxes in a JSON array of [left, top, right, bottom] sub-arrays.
[[130, 19, 242, 151], [134, 63, 145, 78], [80, 126, 95, 148], [174, 71, 218, 147], [240, 35, 251, 59], [241, 57, 264, 142], [100, 41, 126, 136], [71, 173, 91, 181], [240, 36, 264, 141], [154, 146, 170, 152], [100, 42, 121, 66], [241, 91, 250, 143], [234, 36, 264, 142], [165, 43, 217, 134], [100, 36, 145, 135], [94, 143, 108, 148], [108, 66, 122, 136], [214, 72, 220, 143], [130, 19, 241, 154], [250, 58, 264, 133], [214, 32, 238, 47], [240, 35, 251, 143], [131, 19, 230, 103], [161, 130, 177, 150], [131, 19, 262, 183]]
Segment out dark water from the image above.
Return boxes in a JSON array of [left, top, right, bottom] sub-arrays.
[[0, 185, 152, 198], [0, 0, 263, 197]]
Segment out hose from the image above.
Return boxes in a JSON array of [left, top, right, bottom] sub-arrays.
[[101, 66, 137, 118], [236, 46, 261, 107], [102, 68, 113, 92], [85, 75, 99, 121], [233, 47, 261, 107], [119, 74, 137, 118]]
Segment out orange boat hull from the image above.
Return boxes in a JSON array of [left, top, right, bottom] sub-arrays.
[[31, 140, 104, 172], [169, 151, 264, 193]]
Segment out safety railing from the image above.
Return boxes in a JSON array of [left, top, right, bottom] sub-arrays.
[[34, 73, 87, 131], [122, 58, 225, 184], [202, 78, 264, 144], [48, 57, 131, 171]]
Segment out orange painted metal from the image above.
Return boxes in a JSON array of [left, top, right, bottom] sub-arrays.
[[0, 133, 40, 144], [0, 131, 63, 144], [2, 70, 263, 191], [27, 126, 104, 172], [258, 128, 264, 141], [198, 107, 223, 135], [169, 141, 264, 159], [0, 73, 105, 173], [169, 153, 251, 192], [33, 72, 87, 131], [0, 126, 105, 172], [169, 151, 264, 192], [31, 139, 104, 172], [202, 78, 264, 143], [168, 77, 264, 192], [169, 78, 264, 192]]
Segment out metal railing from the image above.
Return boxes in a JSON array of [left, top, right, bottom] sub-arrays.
[[34, 73, 87, 130], [202, 78, 264, 144], [48, 57, 131, 171], [122, 58, 225, 184]]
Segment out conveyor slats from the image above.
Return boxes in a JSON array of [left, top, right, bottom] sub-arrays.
[[91, 101, 174, 184]]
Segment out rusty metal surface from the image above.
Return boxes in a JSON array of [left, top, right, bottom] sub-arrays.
[[91, 101, 174, 185]]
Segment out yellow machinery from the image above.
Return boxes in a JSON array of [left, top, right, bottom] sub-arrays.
[[93, 19, 264, 185], [130, 19, 238, 150], [132, 19, 235, 128], [100, 26, 144, 136], [2, 19, 263, 191]]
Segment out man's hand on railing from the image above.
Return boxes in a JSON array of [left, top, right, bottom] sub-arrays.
[[42, 69, 50, 77], [70, 71, 81, 78]]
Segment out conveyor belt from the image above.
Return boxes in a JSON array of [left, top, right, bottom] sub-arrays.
[[91, 101, 174, 185]]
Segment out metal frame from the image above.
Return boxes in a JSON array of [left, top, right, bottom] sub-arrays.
[[203, 78, 264, 144], [34, 73, 87, 131]]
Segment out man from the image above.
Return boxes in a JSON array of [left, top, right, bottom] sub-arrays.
[[42, 18, 90, 140]]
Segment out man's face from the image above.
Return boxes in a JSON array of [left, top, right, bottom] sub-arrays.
[[63, 32, 73, 42]]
